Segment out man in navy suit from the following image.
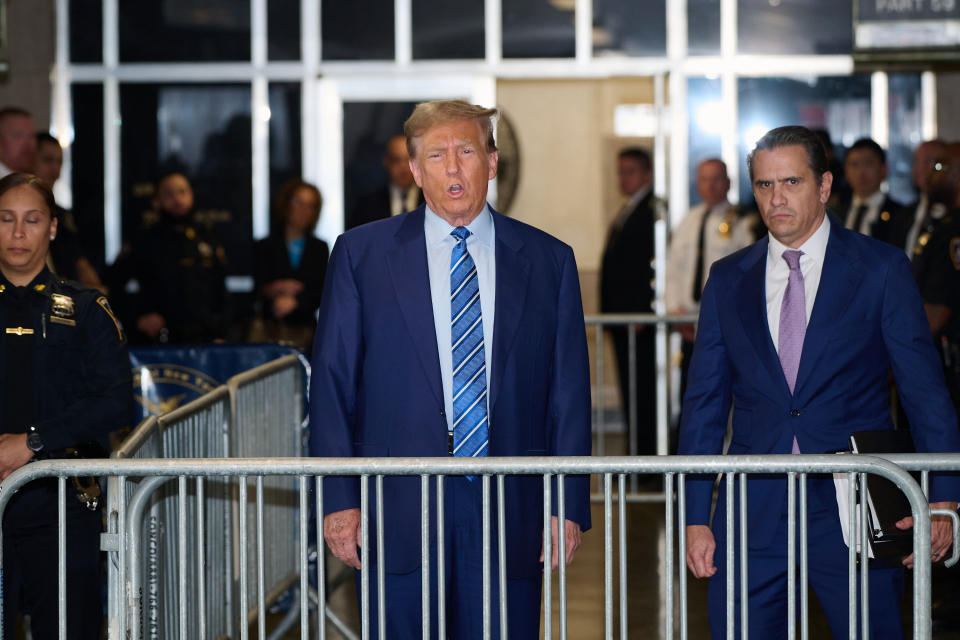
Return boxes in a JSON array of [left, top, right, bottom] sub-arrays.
[[678, 126, 960, 638], [310, 100, 591, 638]]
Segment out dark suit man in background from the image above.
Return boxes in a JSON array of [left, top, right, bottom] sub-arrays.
[[679, 126, 960, 638], [347, 133, 424, 229], [599, 147, 657, 455], [311, 100, 591, 638], [842, 137, 905, 247]]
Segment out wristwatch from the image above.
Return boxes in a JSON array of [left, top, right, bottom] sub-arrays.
[[26, 424, 44, 455]]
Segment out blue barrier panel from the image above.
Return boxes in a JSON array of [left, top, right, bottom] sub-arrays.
[[130, 343, 303, 421]]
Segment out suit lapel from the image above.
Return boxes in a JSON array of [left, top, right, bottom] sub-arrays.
[[793, 221, 863, 399], [490, 213, 531, 413], [735, 238, 791, 397], [386, 209, 444, 406]]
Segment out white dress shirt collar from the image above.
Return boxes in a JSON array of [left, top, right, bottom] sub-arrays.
[[425, 203, 494, 248], [851, 190, 885, 210], [626, 184, 652, 210], [765, 213, 831, 348], [767, 212, 830, 268]]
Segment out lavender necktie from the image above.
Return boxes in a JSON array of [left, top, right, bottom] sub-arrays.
[[779, 249, 805, 454]]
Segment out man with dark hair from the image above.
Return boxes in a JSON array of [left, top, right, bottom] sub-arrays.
[[347, 134, 424, 229], [0, 107, 36, 177], [34, 132, 106, 291], [842, 137, 904, 246], [600, 146, 658, 455], [312, 99, 591, 637], [111, 172, 228, 343], [680, 125, 959, 638]]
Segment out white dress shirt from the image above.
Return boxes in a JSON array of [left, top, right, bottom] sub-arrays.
[[765, 214, 830, 352], [844, 190, 885, 236], [390, 185, 420, 217], [425, 205, 496, 432], [665, 201, 756, 312]]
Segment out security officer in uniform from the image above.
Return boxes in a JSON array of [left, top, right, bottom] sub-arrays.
[[665, 158, 757, 409], [0, 173, 133, 638], [112, 171, 228, 343], [915, 142, 960, 408]]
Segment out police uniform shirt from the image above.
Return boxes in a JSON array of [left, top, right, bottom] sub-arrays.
[[844, 190, 885, 236], [665, 201, 756, 312], [914, 210, 960, 341], [0, 268, 132, 459], [1, 278, 36, 436], [906, 198, 947, 261]]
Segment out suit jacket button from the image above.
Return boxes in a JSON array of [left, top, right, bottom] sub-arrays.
[[790, 409, 801, 417]]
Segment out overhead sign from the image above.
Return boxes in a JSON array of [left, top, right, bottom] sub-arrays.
[[855, 0, 960, 61], [860, 0, 960, 21]]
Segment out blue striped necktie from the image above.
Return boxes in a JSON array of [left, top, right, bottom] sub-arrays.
[[450, 226, 488, 459]]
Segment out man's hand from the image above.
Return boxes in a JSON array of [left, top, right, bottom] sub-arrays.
[[0, 433, 34, 481], [896, 501, 959, 568], [271, 295, 299, 319], [136, 312, 166, 338], [539, 517, 582, 569], [324, 508, 362, 570], [685, 525, 717, 578]]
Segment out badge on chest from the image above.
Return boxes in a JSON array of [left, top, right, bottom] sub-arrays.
[[49, 293, 76, 326]]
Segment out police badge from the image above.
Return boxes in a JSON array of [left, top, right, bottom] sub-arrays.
[[49, 293, 77, 326]]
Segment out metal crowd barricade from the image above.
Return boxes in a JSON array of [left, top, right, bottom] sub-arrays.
[[1, 453, 952, 640], [104, 354, 305, 640], [584, 313, 697, 492], [229, 356, 305, 638]]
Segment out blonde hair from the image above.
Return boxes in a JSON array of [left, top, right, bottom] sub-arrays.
[[404, 100, 498, 157]]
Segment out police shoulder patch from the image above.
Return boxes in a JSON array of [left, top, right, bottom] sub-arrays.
[[96, 296, 126, 342]]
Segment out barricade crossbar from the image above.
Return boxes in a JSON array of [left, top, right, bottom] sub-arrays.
[[0, 453, 951, 640]]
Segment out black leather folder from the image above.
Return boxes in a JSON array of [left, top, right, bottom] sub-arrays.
[[848, 429, 917, 560]]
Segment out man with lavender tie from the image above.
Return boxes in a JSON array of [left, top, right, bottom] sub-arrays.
[[678, 126, 960, 638]]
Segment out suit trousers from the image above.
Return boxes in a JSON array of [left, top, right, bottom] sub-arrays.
[[708, 476, 905, 639], [355, 476, 543, 639]]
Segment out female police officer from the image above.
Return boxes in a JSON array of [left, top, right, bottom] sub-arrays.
[[0, 172, 132, 638]]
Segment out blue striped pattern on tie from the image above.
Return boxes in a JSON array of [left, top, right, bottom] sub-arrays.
[[450, 226, 488, 458]]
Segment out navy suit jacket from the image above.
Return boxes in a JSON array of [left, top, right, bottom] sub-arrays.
[[678, 215, 960, 549], [309, 205, 592, 576]]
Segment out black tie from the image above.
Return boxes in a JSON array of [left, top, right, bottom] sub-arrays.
[[692, 209, 709, 303], [849, 203, 869, 234]]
